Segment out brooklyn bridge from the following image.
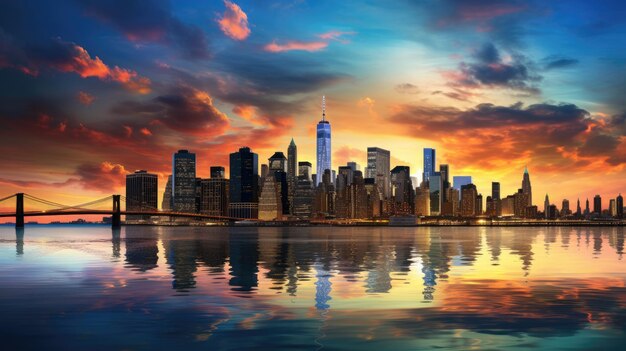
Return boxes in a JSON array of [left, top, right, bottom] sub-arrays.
[[0, 193, 244, 228]]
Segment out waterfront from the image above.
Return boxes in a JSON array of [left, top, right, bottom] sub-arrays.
[[0, 225, 625, 350]]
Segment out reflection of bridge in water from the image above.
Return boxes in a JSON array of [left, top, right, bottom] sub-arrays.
[[0, 193, 245, 228]]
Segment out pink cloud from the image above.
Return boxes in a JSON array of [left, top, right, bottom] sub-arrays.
[[77, 91, 95, 105], [264, 40, 328, 53], [318, 30, 356, 43], [218, 1, 251, 40]]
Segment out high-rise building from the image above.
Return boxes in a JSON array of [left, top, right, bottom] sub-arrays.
[[423, 148, 436, 184], [585, 198, 590, 215], [162, 175, 172, 211], [316, 96, 332, 186], [390, 166, 414, 215], [460, 183, 478, 217], [429, 172, 442, 215], [617, 194, 624, 219], [561, 199, 571, 216], [293, 171, 314, 219], [414, 182, 430, 216], [199, 175, 229, 217], [609, 199, 617, 217], [229, 147, 259, 218], [126, 170, 158, 220], [439, 164, 449, 202], [261, 152, 289, 216], [491, 182, 501, 216], [336, 166, 353, 193], [593, 195, 602, 215], [492, 182, 501, 201], [576, 198, 582, 216], [544, 194, 550, 219], [172, 150, 196, 213], [366, 147, 391, 198], [210, 166, 225, 179], [287, 138, 298, 214], [522, 166, 532, 207]]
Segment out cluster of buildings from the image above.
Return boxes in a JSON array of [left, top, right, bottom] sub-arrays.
[[125, 97, 625, 222]]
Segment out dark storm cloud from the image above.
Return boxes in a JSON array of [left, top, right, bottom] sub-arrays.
[[446, 43, 541, 93], [77, 0, 211, 59], [542, 55, 579, 70]]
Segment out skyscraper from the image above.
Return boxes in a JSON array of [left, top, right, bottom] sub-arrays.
[[429, 172, 442, 215], [298, 161, 312, 182], [522, 166, 532, 207], [199, 172, 229, 217], [439, 164, 449, 202], [617, 194, 623, 219], [460, 183, 478, 217], [316, 96, 331, 186], [576, 198, 582, 216], [172, 150, 196, 213], [593, 195, 602, 215], [366, 147, 391, 198], [229, 147, 259, 218], [423, 148, 436, 184], [287, 139, 297, 214], [390, 166, 414, 215], [126, 170, 158, 220], [544, 194, 550, 219]]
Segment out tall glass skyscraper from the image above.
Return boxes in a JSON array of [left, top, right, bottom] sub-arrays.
[[316, 96, 331, 186], [229, 147, 259, 203], [423, 148, 436, 184], [172, 150, 196, 213]]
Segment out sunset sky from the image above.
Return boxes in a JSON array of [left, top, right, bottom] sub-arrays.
[[0, 0, 625, 215]]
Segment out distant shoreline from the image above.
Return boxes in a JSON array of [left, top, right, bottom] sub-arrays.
[[2, 222, 624, 228]]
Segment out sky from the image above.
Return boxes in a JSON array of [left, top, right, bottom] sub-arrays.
[[0, 0, 625, 215]]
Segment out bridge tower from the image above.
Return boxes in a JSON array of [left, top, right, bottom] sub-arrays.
[[112, 195, 121, 229], [16, 193, 24, 229]]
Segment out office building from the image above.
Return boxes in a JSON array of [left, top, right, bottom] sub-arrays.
[[162, 175, 172, 211], [390, 166, 414, 215], [172, 150, 196, 213], [429, 172, 442, 215], [460, 184, 478, 217], [210, 166, 225, 179], [287, 138, 298, 214], [229, 147, 259, 218], [423, 148, 436, 184], [366, 147, 391, 198], [593, 195, 602, 215], [126, 170, 158, 220], [522, 166, 532, 207], [316, 96, 332, 185]]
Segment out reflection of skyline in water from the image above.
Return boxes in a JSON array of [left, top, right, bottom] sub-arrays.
[[1, 226, 625, 350]]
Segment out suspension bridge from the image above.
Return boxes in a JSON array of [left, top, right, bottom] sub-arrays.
[[0, 193, 245, 228]]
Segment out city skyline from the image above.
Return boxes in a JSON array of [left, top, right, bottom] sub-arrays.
[[0, 0, 625, 212]]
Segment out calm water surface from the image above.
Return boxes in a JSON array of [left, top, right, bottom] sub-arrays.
[[0, 225, 624, 350]]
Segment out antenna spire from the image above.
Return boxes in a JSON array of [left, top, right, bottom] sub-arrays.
[[322, 95, 326, 121]]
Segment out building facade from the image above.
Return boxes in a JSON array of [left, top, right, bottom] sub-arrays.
[[172, 150, 196, 213], [316, 96, 332, 186]]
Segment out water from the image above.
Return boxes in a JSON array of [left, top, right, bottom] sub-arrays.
[[0, 225, 624, 351]]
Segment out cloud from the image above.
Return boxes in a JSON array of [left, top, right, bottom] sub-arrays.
[[75, 162, 128, 192], [0, 36, 151, 93], [389, 101, 626, 171], [443, 43, 541, 94], [264, 40, 328, 53], [77, 91, 95, 105], [112, 85, 230, 136], [334, 146, 366, 166], [542, 55, 579, 70], [78, 0, 210, 59], [395, 83, 420, 94], [425, 0, 534, 46], [218, 1, 251, 41], [265, 29, 355, 53], [317, 31, 356, 43]]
